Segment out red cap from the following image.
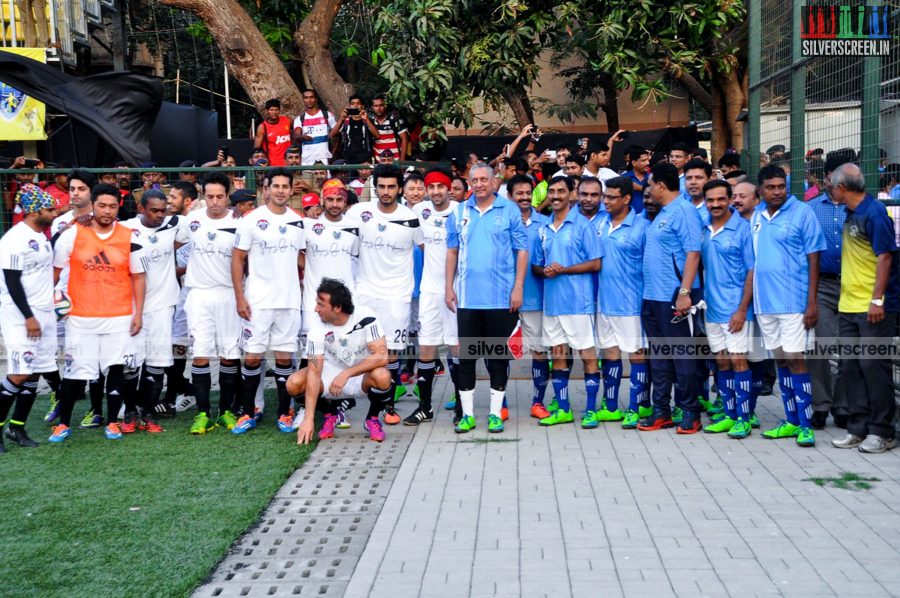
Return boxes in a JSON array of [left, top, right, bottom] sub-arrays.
[[302, 193, 320, 209]]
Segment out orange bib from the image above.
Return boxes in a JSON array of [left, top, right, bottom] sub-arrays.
[[68, 224, 134, 318]]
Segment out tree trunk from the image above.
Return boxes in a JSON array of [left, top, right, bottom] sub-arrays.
[[720, 67, 745, 155], [159, 0, 303, 116], [501, 86, 534, 129], [295, 0, 354, 116], [710, 81, 728, 161], [32, 0, 48, 47], [599, 77, 620, 131], [14, 0, 37, 46]]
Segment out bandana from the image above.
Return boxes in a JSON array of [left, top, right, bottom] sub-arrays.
[[17, 184, 55, 214], [321, 178, 348, 199], [424, 171, 452, 189]]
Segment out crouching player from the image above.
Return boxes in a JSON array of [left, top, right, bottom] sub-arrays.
[[289, 279, 393, 444]]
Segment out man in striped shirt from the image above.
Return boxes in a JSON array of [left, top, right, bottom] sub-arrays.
[[371, 94, 408, 161]]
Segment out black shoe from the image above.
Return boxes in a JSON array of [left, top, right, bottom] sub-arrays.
[[756, 382, 774, 397], [810, 410, 828, 430], [154, 402, 177, 418], [5, 425, 38, 448], [403, 407, 434, 426], [265, 368, 275, 378], [0, 432, 6, 453], [452, 412, 462, 426], [832, 412, 849, 429]]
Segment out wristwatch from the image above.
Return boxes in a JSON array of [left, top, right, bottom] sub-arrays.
[[678, 288, 690, 297], [871, 298, 884, 307]]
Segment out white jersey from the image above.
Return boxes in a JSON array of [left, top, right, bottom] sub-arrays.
[[122, 215, 190, 312], [0, 222, 54, 313], [303, 215, 359, 312], [346, 202, 423, 301], [50, 211, 75, 239], [413, 201, 454, 295], [293, 109, 337, 165], [306, 306, 383, 369], [234, 204, 305, 310], [182, 211, 239, 290]]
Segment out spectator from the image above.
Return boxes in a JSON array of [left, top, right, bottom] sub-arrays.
[[723, 170, 748, 186], [301, 192, 321, 218], [624, 145, 650, 213], [691, 147, 709, 162], [450, 176, 468, 201], [348, 164, 373, 202], [805, 157, 825, 201], [668, 142, 690, 192], [285, 146, 301, 167], [44, 170, 70, 212], [230, 188, 256, 218], [564, 154, 586, 178], [717, 152, 741, 175], [334, 95, 379, 165], [254, 99, 293, 166], [371, 94, 409, 161], [293, 89, 338, 165]]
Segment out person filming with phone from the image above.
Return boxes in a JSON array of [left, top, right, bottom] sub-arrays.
[[333, 95, 379, 166]]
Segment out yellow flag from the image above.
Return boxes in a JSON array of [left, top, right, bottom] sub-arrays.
[[0, 47, 47, 141]]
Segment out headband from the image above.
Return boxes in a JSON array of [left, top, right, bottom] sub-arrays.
[[424, 171, 452, 189]]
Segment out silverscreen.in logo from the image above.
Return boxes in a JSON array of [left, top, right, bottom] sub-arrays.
[[801, 4, 892, 56]]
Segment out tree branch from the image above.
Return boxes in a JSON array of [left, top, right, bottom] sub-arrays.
[[664, 60, 713, 111]]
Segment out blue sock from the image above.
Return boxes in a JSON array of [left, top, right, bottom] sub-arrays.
[[585, 372, 601, 412], [532, 359, 549, 405], [734, 370, 752, 419], [601, 359, 622, 412], [792, 372, 813, 429], [628, 362, 648, 412], [777, 366, 799, 425], [551, 369, 571, 412], [748, 361, 765, 416], [717, 369, 735, 419]]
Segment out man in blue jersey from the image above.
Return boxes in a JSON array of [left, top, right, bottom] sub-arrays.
[[446, 163, 528, 433], [531, 176, 602, 427], [624, 146, 649, 214], [751, 165, 826, 447], [684, 159, 712, 227], [699, 181, 755, 438], [637, 162, 705, 434], [510, 174, 553, 421], [595, 176, 651, 429], [576, 177, 605, 226]]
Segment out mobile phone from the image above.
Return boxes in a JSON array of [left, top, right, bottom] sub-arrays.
[[547, 150, 557, 160], [23, 159, 39, 168], [347, 108, 360, 116], [577, 138, 588, 150], [619, 131, 630, 140], [220, 146, 230, 159]]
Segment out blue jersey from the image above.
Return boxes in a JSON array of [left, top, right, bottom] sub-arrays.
[[693, 201, 711, 227], [808, 192, 846, 275], [625, 171, 647, 213], [522, 209, 550, 312], [642, 197, 703, 301], [533, 208, 603, 316], [751, 196, 826, 315], [598, 208, 648, 316], [446, 195, 528, 310], [412, 244, 423, 299], [701, 209, 755, 323]]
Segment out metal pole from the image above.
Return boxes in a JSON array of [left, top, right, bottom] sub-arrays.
[[8, 0, 18, 47], [861, 1, 882, 192], [1, 3, 7, 48], [790, 0, 806, 199], [747, 0, 761, 181], [224, 65, 232, 140], [47, 0, 57, 47], [175, 68, 180, 104]]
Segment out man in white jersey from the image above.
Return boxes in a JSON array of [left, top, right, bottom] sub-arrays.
[[288, 278, 392, 444], [0, 185, 59, 450], [302, 179, 360, 439], [403, 166, 459, 425], [49, 183, 147, 443], [182, 172, 243, 435], [345, 163, 423, 425], [232, 167, 305, 435], [120, 189, 190, 433], [293, 89, 338, 166]]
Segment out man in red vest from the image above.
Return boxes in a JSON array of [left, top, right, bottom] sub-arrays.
[[254, 99, 293, 167]]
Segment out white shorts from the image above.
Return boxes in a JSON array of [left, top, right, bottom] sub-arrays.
[[63, 326, 135, 380], [172, 285, 190, 345], [321, 360, 365, 399], [1, 308, 58, 375], [184, 287, 242, 360], [706, 319, 750, 354], [595, 313, 646, 354], [756, 313, 815, 354], [409, 298, 420, 334], [240, 308, 302, 354], [132, 306, 175, 368], [542, 314, 596, 351], [418, 292, 459, 346], [519, 310, 546, 353], [300, 309, 314, 358], [357, 294, 411, 351]]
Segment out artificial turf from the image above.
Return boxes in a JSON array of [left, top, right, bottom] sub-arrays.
[[0, 390, 314, 597]]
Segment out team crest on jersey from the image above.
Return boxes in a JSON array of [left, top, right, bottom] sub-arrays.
[[312, 223, 325, 235], [279, 225, 287, 234], [333, 230, 341, 239], [657, 219, 668, 229], [207, 232, 217, 241], [257, 219, 270, 230], [325, 331, 335, 343], [148, 234, 158, 244], [421, 208, 431, 220], [64, 353, 74, 368], [361, 211, 373, 223], [242, 328, 252, 339], [22, 351, 34, 364], [377, 223, 387, 232], [435, 218, 444, 228], [339, 337, 348, 346], [27, 239, 39, 252], [849, 224, 860, 238], [131, 229, 141, 238], [189, 220, 200, 232]]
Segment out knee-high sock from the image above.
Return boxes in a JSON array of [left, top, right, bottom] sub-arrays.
[[584, 371, 601, 412], [191, 364, 212, 414], [416, 360, 436, 412], [240, 364, 262, 417], [57, 379, 86, 427], [489, 388, 504, 418], [123, 369, 140, 414], [274, 363, 294, 417], [387, 360, 401, 401], [531, 358, 549, 405], [106, 365, 125, 423], [628, 362, 649, 412], [0, 377, 23, 424], [551, 369, 571, 412], [140, 366, 165, 416], [459, 389, 475, 418], [449, 356, 462, 417], [601, 360, 622, 412], [42, 370, 60, 393], [734, 369, 752, 419], [163, 358, 189, 403], [366, 386, 391, 419], [89, 375, 104, 415], [218, 363, 239, 415], [717, 369, 736, 419], [777, 366, 798, 425], [748, 360, 766, 415], [9, 379, 38, 428], [792, 372, 813, 428]]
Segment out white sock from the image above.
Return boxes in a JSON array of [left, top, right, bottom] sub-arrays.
[[460, 389, 475, 417], [490, 388, 504, 417]]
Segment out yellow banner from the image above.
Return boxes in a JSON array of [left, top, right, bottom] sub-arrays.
[[0, 47, 47, 141]]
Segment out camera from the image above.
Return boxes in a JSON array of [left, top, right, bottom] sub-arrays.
[[347, 108, 360, 116], [23, 159, 39, 168]]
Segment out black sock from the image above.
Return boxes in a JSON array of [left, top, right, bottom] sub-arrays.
[[106, 365, 125, 423], [387, 360, 401, 401], [240, 364, 262, 416], [0, 377, 23, 424], [10, 379, 37, 428], [141, 366, 165, 417], [42, 370, 61, 393], [89, 375, 104, 415], [449, 356, 462, 417], [58, 379, 86, 427], [123, 370, 139, 414], [191, 364, 212, 414], [274, 362, 293, 417], [416, 360, 436, 412], [218, 363, 239, 415], [367, 386, 391, 419]]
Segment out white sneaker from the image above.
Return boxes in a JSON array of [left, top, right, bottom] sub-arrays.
[[290, 408, 306, 431], [175, 394, 197, 412], [832, 433, 864, 449], [859, 434, 897, 454]]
